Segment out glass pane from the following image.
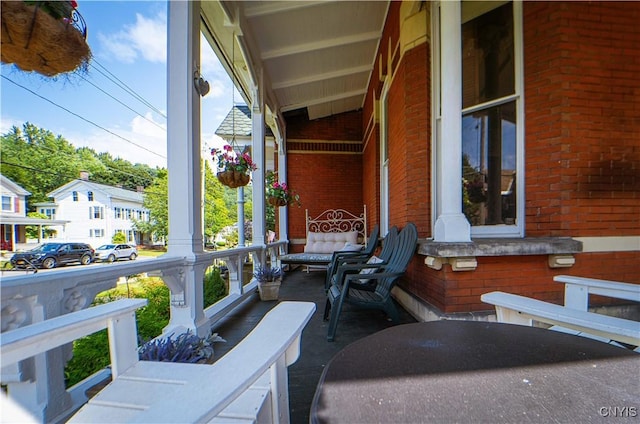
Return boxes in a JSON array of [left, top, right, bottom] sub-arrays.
[[462, 2, 514, 109], [462, 101, 516, 226]]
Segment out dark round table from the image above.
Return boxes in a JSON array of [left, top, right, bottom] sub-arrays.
[[311, 320, 639, 423]]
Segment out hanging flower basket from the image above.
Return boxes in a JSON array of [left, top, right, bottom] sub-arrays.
[[1, 1, 91, 77], [217, 169, 250, 188], [211, 144, 256, 189], [268, 196, 287, 207], [265, 171, 301, 208]]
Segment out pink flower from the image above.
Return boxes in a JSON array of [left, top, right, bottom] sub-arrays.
[[223, 145, 233, 152]]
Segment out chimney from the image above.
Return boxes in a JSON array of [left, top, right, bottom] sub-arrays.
[[80, 171, 89, 181], [137, 186, 144, 193]]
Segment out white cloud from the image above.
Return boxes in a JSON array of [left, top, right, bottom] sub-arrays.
[[98, 12, 167, 64], [65, 112, 168, 168]]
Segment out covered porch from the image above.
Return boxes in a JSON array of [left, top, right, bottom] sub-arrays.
[[1, 0, 639, 422]]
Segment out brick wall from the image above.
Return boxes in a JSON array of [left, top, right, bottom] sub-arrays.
[[401, 250, 640, 314], [285, 111, 364, 251], [524, 1, 640, 237]]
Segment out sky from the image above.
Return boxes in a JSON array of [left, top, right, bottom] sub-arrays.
[[1, 0, 235, 169]]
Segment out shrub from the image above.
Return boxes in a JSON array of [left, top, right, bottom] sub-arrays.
[[65, 271, 226, 388], [112, 232, 126, 244]]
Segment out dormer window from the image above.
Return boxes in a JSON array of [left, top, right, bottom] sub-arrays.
[[72, 191, 78, 202], [88, 191, 94, 201]]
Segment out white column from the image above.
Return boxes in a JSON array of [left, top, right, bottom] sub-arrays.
[[251, 86, 266, 248], [167, 0, 204, 255], [433, 0, 471, 242], [277, 135, 288, 242], [165, 0, 206, 336]]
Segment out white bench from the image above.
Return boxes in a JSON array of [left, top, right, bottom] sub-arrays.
[[481, 291, 640, 347], [69, 301, 316, 423], [281, 208, 367, 271], [555, 275, 640, 309]]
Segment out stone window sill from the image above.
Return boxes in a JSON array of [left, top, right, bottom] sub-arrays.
[[418, 237, 582, 271]]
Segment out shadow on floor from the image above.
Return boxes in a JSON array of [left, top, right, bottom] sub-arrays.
[[211, 268, 417, 423]]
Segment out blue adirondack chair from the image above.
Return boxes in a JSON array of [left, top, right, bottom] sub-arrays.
[[324, 223, 418, 341]]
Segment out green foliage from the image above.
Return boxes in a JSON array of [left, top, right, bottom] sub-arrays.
[[0, 123, 157, 209], [25, 212, 56, 239], [65, 272, 227, 388], [204, 267, 227, 308], [65, 278, 170, 387], [204, 162, 233, 241], [64, 329, 110, 388], [135, 169, 168, 242], [112, 232, 127, 244]]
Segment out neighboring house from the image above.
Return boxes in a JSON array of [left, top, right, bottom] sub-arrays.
[[36, 173, 150, 248], [0, 174, 68, 251]]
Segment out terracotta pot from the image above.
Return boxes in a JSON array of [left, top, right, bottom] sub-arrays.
[[268, 197, 287, 207]]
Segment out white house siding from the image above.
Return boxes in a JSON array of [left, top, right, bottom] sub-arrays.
[[47, 180, 149, 248]]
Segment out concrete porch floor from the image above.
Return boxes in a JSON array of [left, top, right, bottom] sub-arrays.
[[210, 268, 417, 423]]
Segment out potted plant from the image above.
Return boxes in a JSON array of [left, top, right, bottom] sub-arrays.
[[211, 144, 257, 188], [253, 264, 283, 301], [266, 171, 301, 207], [138, 331, 225, 364]]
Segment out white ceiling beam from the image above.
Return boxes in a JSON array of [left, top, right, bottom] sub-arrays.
[[280, 89, 366, 112], [271, 65, 371, 90], [243, 1, 328, 18], [261, 31, 380, 60]]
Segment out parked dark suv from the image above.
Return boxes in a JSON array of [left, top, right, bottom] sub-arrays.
[[10, 242, 95, 269]]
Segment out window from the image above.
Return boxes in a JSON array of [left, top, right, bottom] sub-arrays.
[[88, 191, 94, 201], [89, 206, 104, 219], [460, 1, 523, 236], [90, 229, 105, 238], [1, 196, 12, 212], [72, 191, 78, 202], [40, 208, 56, 219], [115, 207, 122, 219]]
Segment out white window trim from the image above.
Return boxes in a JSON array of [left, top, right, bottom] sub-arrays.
[[380, 80, 391, 235], [432, 0, 525, 239]]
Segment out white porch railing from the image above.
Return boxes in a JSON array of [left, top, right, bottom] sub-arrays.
[[0, 242, 287, 423]]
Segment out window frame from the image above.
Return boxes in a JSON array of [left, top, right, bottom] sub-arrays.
[[380, 80, 391, 235], [433, 0, 525, 238]]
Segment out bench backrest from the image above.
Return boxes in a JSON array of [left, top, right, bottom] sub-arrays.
[[306, 206, 367, 245]]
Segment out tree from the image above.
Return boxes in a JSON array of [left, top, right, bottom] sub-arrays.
[[204, 163, 232, 242], [0, 123, 157, 209], [134, 170, 168, 242]]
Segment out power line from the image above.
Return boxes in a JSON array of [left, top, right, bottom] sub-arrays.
[[90, 59, 166, 118], [77, 74, 166, 131], [2, 75, 166, 159]]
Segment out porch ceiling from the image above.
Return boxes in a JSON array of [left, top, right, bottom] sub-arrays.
[[206, 1, 389, 121]]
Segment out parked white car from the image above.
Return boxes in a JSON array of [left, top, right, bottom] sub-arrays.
[[95, 244, 138, 262]]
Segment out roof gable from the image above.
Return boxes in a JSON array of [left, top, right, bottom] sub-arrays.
[[48, 180, 143, 203], [0, 173, 31, 196]]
